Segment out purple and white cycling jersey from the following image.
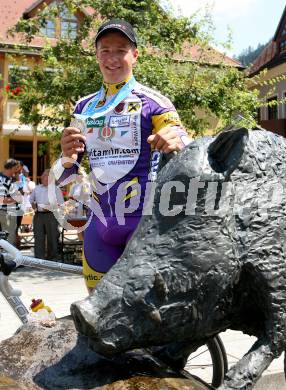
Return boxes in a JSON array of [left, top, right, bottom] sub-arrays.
[[57, 78, 190, 289]]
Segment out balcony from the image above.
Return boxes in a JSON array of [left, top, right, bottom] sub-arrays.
[[259, 119, 286, 137]]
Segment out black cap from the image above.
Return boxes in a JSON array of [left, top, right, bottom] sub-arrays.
[[95, 19, 137, 47]]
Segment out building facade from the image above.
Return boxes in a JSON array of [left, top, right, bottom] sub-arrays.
[[249, 6, 286, 137], [0, 0, 83, 180], [0, 0, 243, 179]]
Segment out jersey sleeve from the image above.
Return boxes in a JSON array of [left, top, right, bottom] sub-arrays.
[[145, 88, 191, 146], [151, 111, 182, 133]]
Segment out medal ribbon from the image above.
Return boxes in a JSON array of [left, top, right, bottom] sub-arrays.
[[74, 77, 137, 127]]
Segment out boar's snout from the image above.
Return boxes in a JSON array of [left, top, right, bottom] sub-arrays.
[[71, 296, 133, 356]]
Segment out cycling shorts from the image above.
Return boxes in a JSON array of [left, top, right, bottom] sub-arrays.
[[82, 215, 141, 290]]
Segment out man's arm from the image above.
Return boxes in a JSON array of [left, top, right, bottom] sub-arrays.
[[0, 179, 17, 205], [0, 196, 16, 205], [29, 189, 37, 211], [52, 98, 87, 181], [13, 172, 25, 195], [147, 110, 191, 153]]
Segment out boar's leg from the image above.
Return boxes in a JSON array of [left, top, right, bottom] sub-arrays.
[[218, 337, 276, 389]]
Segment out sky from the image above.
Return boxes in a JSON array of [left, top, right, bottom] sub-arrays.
[[168, 0, 286, 57]]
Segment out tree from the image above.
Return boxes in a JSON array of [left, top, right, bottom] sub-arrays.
[[235, 42, 269, 67], [7, 0, 261, 142]]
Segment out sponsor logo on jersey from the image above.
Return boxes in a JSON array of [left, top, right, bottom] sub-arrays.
[[109, 115, 130, 128], [137, 84, 173, 108], [121, 130, 128, 137], [114, 102, 125, 114], [163, 113, 181, 125], [128, 102, 140, 113], [86, 116, 105, 128], [98, 127, 115, 141]]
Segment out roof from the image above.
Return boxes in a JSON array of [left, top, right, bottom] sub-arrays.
[[0, 0, 54, 47], [0, 0, 93, 48], [174, 43, 243, 68], [23, 0, 47, 16], [274, 5, 286, 41], [248, 41, 277, 75], [248, 6, 286, 75], [23, 0, 94, 18]]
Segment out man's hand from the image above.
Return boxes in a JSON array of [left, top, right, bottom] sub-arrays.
[[61, 127, 86, 168], [147, 126, 185, 153]]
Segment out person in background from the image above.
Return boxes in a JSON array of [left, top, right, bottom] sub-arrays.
[[22, 166, 36, 213], [0, 159, 22, 245], [68, 170, 90, 217], [17, 161, 27, 190], [13, 161, 26, 248], [30, 169, 64, 260]]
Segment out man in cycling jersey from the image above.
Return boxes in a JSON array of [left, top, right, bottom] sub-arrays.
[[55, 19, 191, 292]]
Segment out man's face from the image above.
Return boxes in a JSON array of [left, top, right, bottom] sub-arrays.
[[12, 164, 21, 176], [41, 172, 49, 186], [96, 32, 139, 84]]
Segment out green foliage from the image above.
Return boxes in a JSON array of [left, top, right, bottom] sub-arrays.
[[8, 0, 262, 143]]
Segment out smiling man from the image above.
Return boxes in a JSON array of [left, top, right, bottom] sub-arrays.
[[58, 18, 191, 291]]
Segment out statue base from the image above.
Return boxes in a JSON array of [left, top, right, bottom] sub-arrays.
[[0, 317, 207, 390]]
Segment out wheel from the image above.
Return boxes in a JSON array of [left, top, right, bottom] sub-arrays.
[[184, 335, 228, 388]]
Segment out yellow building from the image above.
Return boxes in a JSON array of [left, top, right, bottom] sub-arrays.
[[248, 5, 286, 137], [0, 0, 83, 180]]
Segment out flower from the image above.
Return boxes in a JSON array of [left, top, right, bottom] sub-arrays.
[[5, 84, 23, 96]]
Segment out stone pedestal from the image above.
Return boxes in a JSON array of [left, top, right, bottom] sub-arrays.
[[0, 317, 207, 390]]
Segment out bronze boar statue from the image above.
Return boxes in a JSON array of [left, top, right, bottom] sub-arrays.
[[71, 127, 286, 389]]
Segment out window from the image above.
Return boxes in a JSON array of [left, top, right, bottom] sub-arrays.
[[40, 19, 56, 38], [7, 65, 28, 97], [60, 8, 77, 39], [6, 101, 20, 122], [40, 5, 77, 39], [282, 23, 286, 36], [280, 40, 286, 52], [267, 97, 278, 120]]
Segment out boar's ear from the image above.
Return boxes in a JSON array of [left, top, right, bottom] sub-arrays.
[[208, 127, 249, 174]]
